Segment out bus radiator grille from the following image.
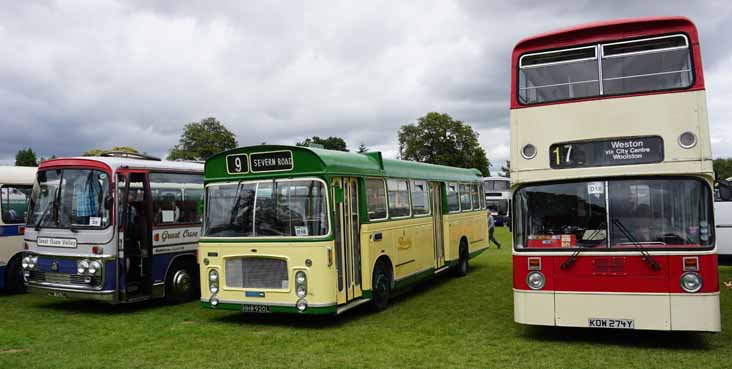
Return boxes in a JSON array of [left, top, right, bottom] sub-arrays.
[[225, 257, 288, 289]]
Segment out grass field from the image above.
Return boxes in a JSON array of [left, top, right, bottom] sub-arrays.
[[1, 228, 731, 369]]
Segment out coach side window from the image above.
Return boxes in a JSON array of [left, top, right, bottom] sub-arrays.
[[410, 180, 430, 216], [150, 173, 203, 225], [387, 179, 411, 218], [366, 178, 388, 221], [470, 183, 480, 210], [447, 182, 460, 212], [459, 183, 472, 211], [1, 185, 32, 224]]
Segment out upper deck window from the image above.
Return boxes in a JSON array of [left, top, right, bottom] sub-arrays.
[[518, 34, 693, 105]]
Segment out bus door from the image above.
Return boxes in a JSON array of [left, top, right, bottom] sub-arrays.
[[117, 171, 153, 300], [431, 182, 445, 268], [333, 177, 362, 305]]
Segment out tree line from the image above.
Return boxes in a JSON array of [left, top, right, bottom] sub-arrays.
[[15, 113, 495, 175]]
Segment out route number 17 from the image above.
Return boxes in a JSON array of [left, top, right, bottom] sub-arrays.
[[553, 144, 572, 165]]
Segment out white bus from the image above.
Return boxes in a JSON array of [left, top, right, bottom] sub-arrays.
[[0, 166, 36, 291], [714, 180, 732, 264], [23, 153, 204, 303], [484, 176, 510, 227]]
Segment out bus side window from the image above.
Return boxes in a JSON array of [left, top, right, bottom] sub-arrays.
[[447, 182, 460, 212], [365, 178, 388, 221], [149, 172, 204, 225], [387, 179, 411, 218], [0, 185, 32, 224]]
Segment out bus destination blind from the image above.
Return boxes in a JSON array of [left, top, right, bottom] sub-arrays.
[[550, 136, 663, 169], [250, 150, 294, 172]]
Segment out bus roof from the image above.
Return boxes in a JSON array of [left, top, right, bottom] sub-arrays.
[[510, 16, 704, 108], [483, 176, 509, 182], [205, 145, 483, 183], [0, 166, 37, 185], [38, 157, 203, 173]]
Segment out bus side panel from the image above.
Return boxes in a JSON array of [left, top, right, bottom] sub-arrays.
[[444, 211, 489, 262], [714, 200, 732, 262], [360, 222, 396, 292], [0, 227, 24, 290]]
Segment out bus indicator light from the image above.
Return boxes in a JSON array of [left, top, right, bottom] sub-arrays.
[[528, 257, 541, 270], [683, 257, 699, 271]]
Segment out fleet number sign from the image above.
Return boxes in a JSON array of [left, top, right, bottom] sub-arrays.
[[550, 136, 663, 169]]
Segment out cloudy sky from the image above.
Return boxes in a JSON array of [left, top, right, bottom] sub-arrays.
[[2, 1, 732, 171]]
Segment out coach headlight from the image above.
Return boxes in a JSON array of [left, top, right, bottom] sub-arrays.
[[88, 260, 102, 275], [296, 299, 308, 312], [22, 256, 31, 270], [77, 260, 89, 275], [680, 272, 702, 293], [526, 271, 546, 290], [295, 271, 307, 297], [30, 256, 38, 269], [209, 269, 219, 294]]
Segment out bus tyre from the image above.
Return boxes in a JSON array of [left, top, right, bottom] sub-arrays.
[[166, 260, 195, 304], [371, 261, 391, 311], [456, 241, 469, 277], [5, 256, 26, 293]]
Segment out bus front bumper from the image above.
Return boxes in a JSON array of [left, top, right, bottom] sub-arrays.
[[200, 297, 337, 315], [27, 284, 116, 302], [514, 289, 721, 332]]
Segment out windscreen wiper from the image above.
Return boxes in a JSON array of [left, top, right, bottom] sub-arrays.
[[611, 218, 662, 271], [560, 225, 605, 270], [34, 201, 55, 231]]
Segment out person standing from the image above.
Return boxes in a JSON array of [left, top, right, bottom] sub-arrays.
[[488, 213, 501, 249]]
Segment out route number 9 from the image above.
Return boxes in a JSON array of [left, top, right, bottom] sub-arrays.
[[226, 154, 249, 174]]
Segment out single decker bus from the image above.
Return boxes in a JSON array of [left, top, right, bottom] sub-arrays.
[[0, 166, 36, 291], [23, 152, 204, 303], [484, 176, 511, 227], [199, 145, 488, 314], [510, 17, 720, 331]]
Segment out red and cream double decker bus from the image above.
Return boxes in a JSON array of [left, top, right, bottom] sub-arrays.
[[510, 17, 720, 331]]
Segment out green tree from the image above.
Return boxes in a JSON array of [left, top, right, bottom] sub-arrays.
[[714, 158, 732, 180], [499, 160, 511, 178], [82, 146, 139, 156], [168, 117, 238, 160], [15, 148, 38, 167], [398, 112, 491, 176], [357, 143, 369, 153], [297, 136, 348, 152]]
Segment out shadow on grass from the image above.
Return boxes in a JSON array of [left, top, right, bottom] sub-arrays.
[[520, 325, 713, 351], [35, 297, 175, 315], [213, 265, 481, 328]]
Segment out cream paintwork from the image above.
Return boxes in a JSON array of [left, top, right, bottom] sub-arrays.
[[513, 289, 721, 332], [510, 91, 713, 185], [199, 241, 339, 307]]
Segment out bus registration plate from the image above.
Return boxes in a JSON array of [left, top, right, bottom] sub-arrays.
[[588, 318, 634, 329], [242, 304, 270, 314]]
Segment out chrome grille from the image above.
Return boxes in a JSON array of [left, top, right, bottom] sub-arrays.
[[226, 258, 288, 289], [28, 271, 101, 286]]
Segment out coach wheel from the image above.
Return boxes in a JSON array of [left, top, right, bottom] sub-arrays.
[[166, 261, 195, 304], [456, 240, 469, 277], [371, 261, 391, 311], [5, 256, 26, 293]]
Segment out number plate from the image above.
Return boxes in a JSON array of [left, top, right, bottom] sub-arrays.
[[49, 291, 68, 298], [242, 304, 271, 314], [588, 318, 635, 329]]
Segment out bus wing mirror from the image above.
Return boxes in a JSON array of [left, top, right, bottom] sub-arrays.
[[104, 194, 113, 210]]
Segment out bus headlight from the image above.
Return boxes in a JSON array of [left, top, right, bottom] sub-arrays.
[[526, 271, 546, 290], [88, 260, 102, 275], [22, 256, 30, 270], [30, 256, 38, 269], [680, 272, 702, 293], [296, 299, 308, 312], [78, 260, 89, 275], [295, 271, 307, 297], [209, 269, 219, 294]]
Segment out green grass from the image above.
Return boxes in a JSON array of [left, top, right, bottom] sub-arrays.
[[1, 228, 731, 369]]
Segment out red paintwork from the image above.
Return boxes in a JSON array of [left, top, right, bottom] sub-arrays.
[[39, 158, 113, 174], [510, 16, 704, 109], [513, 254, 719, 293]]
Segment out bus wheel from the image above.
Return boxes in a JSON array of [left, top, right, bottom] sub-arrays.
[[166, 261, 194, 304], [5, 256, 26, 293], [371, 261, 391, 311], [456, 241, 469, 277]]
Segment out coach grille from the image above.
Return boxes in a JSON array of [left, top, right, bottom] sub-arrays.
[[225, 257, 289, 289], [27, 271, 102, 286]]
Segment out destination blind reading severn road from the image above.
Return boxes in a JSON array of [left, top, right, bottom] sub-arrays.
[[549, 136, 664, 169]]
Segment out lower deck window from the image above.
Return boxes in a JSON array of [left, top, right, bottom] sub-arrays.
[[514, 178, 712, 250]]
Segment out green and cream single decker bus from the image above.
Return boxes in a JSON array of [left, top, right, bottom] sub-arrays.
[[199, 145, 488, 314]]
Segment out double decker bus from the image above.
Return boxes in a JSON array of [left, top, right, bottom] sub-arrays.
[[0, 166, 35, 291], [510, 17, 720, 331], [23, 153, 204, 303], [199, 145, 488, 314], [484, 176, 511, 227]]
